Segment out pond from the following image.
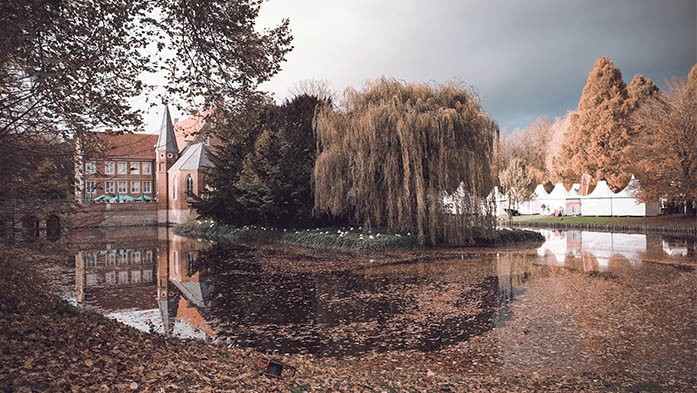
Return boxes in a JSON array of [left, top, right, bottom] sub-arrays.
[[62, 226, 697, 375]]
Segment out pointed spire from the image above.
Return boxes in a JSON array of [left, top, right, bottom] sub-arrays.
[[156, 105, 178, 152]]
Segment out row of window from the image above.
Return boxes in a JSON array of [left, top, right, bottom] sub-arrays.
[[86, 269, 154, 287], [84, 181, 152, 194], [84, 250, 154, 267], [85, 161, 152, 176]]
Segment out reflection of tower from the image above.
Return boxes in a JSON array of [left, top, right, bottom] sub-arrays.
[[75, 251, 85, 305], [157, 227, 175, 335], [156, 106, 179, 225]]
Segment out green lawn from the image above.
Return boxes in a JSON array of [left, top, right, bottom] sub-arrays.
[[507, 214, 697, 228]]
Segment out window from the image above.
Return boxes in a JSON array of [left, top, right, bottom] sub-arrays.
[[142, 162, 152, 174], [185, 175, 194, 197], [118, 252, 127, 265], [105, 181, 114, 194], [117, 161, 127, 175], [130, 181, 140, 194], [144, 250, 153, 263], [117, 181, 127, 194], [204, 135, 210, 145], [132, 270, 142, 283], [105, 161, 115, 174], [107, 253, 116, 266], [86, 274, 97, 287], [85, 181, 97, 193], [143, 269, 153, 282], [186, 252, 196, 276], [85, 252, 96, 267], [172, 176, 178, 200], [105, 272, 116, 285], [142, 181, 152, 194], [85, 161, 96, 174], [118, 271, 129, 284], [132, 251, 141, 264], [130, 162, 140, 175]]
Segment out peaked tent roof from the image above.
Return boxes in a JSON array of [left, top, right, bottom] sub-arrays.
[[614, 175, 641, 198], [534, 184, 548, 197], [567, 183, 582, 198], [548, 182, 567, 198], [585, 180, 615, 198], [156, 105, 179, 153], [168, 143, 213, 172]]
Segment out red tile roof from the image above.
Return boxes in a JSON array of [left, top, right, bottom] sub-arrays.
[[175, 109, 214, 149], [86, 132, 158, 160]]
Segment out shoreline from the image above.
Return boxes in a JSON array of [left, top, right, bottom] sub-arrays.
[[503, 218, 697, 235]]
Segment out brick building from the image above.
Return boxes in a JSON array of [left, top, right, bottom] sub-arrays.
[[75, 106, 216, 225]]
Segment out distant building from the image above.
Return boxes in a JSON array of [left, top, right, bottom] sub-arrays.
[[75, 106, 218, 225]]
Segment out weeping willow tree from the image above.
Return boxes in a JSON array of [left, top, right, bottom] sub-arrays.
[[313, 78, 499, 245]]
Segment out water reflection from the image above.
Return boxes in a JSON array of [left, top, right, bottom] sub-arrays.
[[69, 227, 697, 357]]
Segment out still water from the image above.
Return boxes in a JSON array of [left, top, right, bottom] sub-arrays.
[[66, 227, 697, 360]]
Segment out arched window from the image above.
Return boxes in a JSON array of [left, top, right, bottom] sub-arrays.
[[172, 175, 177, 200], [185, 174, 194, 198]]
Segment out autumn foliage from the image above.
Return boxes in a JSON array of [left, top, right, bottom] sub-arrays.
[[313, 78, 499, 245], [629, 64, 697, 208]]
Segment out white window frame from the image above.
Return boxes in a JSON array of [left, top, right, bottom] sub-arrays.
[[118, 271, 129, 284], [118, 252, 127, 265], [85, 252, 96, 267], [85, 161, 96, 174], [105, 272, 116, 285], [143, 269, 153, 282], [117, 181, 127, 194], [130, 162, 140, 175], [85, 181, 97, 193], [105, 181, 115, 194], [131, 270, 142, 283], [117, 161, 127, 175], [145, 250, 153, 263], [130, 181, 140, 194], [105, 161, 115, 174], [142, 181, 152, 194], [132, 251, 141, 264], [86, 274, 97, 287], [107, 253, 116, 265], [142, 162, 152, 175]]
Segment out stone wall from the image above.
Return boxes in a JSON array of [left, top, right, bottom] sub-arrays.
[[71, 203, 158, 228]]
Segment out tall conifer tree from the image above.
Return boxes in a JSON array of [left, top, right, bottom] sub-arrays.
[[555, 57, 632, 190]]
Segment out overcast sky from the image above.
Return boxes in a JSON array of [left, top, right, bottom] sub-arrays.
[[144, 0, 696, 134]]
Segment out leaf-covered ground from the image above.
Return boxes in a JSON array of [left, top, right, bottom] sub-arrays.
[[1, 244, 697, 392]]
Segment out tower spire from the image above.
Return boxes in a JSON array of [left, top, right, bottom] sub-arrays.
[[156, 105, 178, 153]]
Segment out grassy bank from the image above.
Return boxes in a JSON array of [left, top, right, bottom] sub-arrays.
[[503, 214, 697, 235], [175, 221, 544, 251], [508, 214, 697, 228]]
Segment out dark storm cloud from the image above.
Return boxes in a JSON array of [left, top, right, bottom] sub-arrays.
[[253, 0, 696, 132]]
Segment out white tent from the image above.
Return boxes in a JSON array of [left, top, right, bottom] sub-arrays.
[[581, 180, 614, 216], [565, 183, 582, 216], [612, 176, 660, 216], [539, 182, 567, 215]]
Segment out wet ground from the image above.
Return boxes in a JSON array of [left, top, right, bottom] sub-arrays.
[[58, 227, 697, 381]]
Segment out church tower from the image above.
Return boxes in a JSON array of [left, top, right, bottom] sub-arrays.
[[156, 105, 179, 225]]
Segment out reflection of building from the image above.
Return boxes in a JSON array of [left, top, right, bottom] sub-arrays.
[[537, 229, 647, 270], [74, 227, 159, 310], [661, 239, 689, 256], [73, 227, 213, 338], [158, 229, 215, 338]]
